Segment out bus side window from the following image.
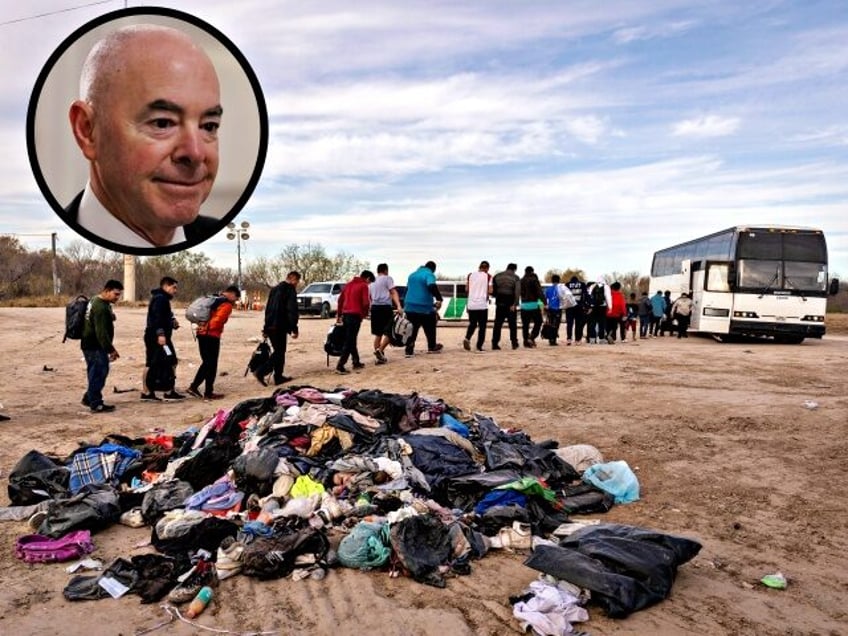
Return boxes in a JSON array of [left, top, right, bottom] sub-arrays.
[[706, 263, 731, 292]]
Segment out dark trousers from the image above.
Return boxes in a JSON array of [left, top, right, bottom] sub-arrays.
[[405, 311, 437, 353], [565, 307, 585, 342], [676, 314, 691, 337], [337, 314, 362, 368], [588, 307, 607, 340], [83, 349, 109, 408], [266, 330, 288, 383], [521, 308, 543, 344], [492, 304, 518, 347], [650, 315, 662, 336], [192, 335, 220, 396], [546, 308, 561, 343], [465, 309, 488, 349], [639, 315, 650, 338]]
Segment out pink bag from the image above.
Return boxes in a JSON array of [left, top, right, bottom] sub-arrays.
[[14, 530, 94, 563]]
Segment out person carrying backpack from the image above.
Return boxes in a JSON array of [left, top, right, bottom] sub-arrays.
[[80, 279, 123, 413], [256, 271, 301, 386], [186, 286, 239, 400], [519, 266, 545, 348], [142, 276, 184, 402], [543, 274, 564, 346], [587, 277, 611, 344]]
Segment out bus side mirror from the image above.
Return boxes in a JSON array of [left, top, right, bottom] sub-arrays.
[[829, 278, 840, 296]]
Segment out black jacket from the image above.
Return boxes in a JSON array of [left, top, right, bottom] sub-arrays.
[[63, 191, 220, 250], [145, 288, 175, 338], [264, 282, 299, 336]]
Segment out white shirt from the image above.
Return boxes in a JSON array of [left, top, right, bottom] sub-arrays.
[[466, 270, 491, 311], [77, 183, 186, 249]]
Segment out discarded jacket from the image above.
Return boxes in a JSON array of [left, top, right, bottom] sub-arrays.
[[524, 523, 702, 618]]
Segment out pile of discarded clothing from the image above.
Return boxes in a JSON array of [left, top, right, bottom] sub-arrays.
[[3, 385, 699, 631]]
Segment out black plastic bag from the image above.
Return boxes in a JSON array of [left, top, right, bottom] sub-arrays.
[[140, 479, 194, 525], [148, 346, 176, 392], [524, 523, 702, 618], [39, 484, 121, 538], [389, 515, 453, 588], [7, 450, 70, 505]]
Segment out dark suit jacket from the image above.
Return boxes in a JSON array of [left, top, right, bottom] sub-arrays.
[[63, 191, 220, 247]]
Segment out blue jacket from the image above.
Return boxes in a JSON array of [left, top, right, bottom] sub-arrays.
[[650, 294, 665, 318], [545, 285, 560, 310]]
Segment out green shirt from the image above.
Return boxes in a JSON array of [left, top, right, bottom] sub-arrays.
[[81, 296, 116, 352]]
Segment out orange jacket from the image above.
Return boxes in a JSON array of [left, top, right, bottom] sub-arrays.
[[196, 299, 233, 338]]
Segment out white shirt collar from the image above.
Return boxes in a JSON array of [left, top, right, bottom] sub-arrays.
[[77, 183, 186, 249]]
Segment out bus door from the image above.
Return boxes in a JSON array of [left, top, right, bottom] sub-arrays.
[[693, 260, 732, 334]]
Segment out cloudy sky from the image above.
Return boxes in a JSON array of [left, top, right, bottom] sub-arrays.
[[1, 0, 847, 281]]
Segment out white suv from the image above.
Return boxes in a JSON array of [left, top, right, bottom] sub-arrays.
[[297, 281, 346, 318]]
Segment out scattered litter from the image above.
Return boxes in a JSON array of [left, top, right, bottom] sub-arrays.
[[98, 574, 131, 598], [761, 572, 788, 589], [66, 558, 103, 573], [42, 365, 55, 372], [802, 400, 819, 410], [113, 386, 136, 394], [741, 581, 754, 590]]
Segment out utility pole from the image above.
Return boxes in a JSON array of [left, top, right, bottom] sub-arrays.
[[51, 232, 59, 295]]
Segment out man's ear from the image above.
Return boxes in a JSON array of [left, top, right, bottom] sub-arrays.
[[69, 100, 97, 160]]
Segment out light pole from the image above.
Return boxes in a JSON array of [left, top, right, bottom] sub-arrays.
[[226, 220, 250, 291]]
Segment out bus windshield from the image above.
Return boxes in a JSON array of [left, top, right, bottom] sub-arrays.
[[736, 231, 827, 292]]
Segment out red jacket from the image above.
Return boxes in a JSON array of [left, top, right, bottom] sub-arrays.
[[337, 276, 371, 318], [197, 299, 233, 338], [607, 290, 627, 319]]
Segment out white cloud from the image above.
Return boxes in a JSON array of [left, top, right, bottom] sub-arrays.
[[612, 20, 696, 44], [672, 114, 740, 138]]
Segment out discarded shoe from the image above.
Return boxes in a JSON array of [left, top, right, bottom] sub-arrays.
[[216, 537, 244, 580], [490, 521, 532, 550], [168, 561, 218, 604]]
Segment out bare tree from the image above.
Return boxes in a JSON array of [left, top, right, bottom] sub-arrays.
[[561, 267, 588, 282], [606, 270, 644, 297], [245, 243, 368, 291]]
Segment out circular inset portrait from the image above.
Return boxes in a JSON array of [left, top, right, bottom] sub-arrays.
[[27, 7, 268, 255]]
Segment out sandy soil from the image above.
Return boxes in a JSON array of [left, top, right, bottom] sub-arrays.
[[0, 307, 846, 636]]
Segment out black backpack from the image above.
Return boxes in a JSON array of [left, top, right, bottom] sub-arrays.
[[63, 295, 90, 342], [323, 324, 346, 366], [245, 339, 271, 378], [591, 284, 607, 308]]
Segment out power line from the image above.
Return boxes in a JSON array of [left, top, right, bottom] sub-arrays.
[[0, 0, 115, 28]]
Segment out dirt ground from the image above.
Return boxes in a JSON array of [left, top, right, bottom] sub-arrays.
[[0, 306, 846, 636]]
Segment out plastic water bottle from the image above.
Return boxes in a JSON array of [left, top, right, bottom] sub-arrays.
[[185, 586, 213, 618]]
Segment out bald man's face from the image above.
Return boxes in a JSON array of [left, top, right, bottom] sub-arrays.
[[78, 33, 221, 242]]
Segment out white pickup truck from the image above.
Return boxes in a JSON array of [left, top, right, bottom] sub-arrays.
[[296, 281, 346, 318]]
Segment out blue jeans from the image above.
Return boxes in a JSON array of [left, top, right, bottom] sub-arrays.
[[83, 349, 110, 408]]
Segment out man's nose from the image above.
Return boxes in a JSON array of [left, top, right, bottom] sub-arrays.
[[172, 126, 206, 166]]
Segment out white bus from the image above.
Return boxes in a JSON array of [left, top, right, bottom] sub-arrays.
[[650, 226, 839, 343]]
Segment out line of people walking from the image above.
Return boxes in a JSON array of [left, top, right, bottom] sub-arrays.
[[77, 266, 695, 412]]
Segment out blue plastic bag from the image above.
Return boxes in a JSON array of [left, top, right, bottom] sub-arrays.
[[582, 460, 639, 504], [440, 413, 470, 438]]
